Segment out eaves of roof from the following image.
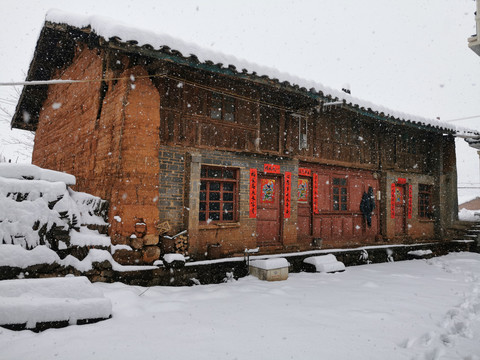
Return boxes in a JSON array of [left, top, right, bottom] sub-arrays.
[[11, 12, 480, 140]]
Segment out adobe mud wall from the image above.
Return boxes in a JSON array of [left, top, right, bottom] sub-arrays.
[[32, 46, 162, 263]]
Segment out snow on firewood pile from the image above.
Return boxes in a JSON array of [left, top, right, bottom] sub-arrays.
[[163, 253, 185, 264], [69, 190, 109, 226], [0, 163, 75, 185], [0, 164, 154, 273], [0, 245, 156, 273], [0, 164, 106, 250], [0, 276, 112, 331]]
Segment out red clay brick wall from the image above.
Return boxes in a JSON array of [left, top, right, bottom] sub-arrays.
[[33, 46, 102, 184], [32, 45, 162, 262], [107, 66, 161, 248]]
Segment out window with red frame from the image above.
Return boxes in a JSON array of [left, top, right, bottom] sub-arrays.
[[199, 166, 238, 223], [418, 184, 433, 219], [332, 177, 348, 211]]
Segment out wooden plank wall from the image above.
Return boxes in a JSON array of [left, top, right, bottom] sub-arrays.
[[155, 73, 439, 176]]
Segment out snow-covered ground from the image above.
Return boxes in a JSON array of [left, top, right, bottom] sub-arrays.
[[1, 252, 479, 360]]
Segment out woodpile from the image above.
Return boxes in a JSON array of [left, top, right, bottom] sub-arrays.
[[161, 229, 189, 256], [173, 234, 189, 256], [142, 246, 161, 263]]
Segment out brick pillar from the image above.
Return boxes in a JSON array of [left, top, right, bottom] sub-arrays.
[[186, 153, 202, 256]]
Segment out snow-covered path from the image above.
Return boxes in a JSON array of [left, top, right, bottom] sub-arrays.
[[1, 252, 479, 360]]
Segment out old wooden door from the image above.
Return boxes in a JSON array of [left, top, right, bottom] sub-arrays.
[[297, 176, 312, 241], [395, 185, 406, 235], [257, 175, 282, 246]]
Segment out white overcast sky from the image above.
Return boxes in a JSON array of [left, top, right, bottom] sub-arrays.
[[0, 0, 479, 196]]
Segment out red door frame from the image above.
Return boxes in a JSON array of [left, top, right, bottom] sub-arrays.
[[394, 184, 407, 235], [297, 175, 313, 240], [256, 173, 283, 246]]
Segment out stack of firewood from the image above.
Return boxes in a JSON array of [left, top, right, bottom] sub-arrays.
[[161, 229, 189, 256], [174, 234, 189, 256]]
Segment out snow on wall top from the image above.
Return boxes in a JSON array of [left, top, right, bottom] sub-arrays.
[[45, 9, 478, 137], [250, 258, 290, 270], [0, 163, 75, 185], [0, 276, 112, 328]]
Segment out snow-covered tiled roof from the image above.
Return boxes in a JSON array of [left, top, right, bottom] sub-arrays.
[[18, 10, 480, 138]]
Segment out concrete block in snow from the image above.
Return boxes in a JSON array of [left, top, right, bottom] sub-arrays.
[[249, 258, 289, 281]]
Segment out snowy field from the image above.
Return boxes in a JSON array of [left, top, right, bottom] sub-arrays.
[[1, 252, 480, 360]]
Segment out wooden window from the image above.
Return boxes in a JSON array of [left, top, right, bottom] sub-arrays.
[[210, 93, 222, 120], [399, 133, 417, 155], [260, 106, 280, 152], [408, 137, 417, 155], [332, 177, 348, 211], [418, 184, 433, 218], [200, 166, 238, 223], [296, 114, 308, 150], [210, 93, 235, 122], [224, 96, 235, 122]]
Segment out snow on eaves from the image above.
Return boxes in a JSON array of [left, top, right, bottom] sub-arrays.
[[45, 9, 478, 136]]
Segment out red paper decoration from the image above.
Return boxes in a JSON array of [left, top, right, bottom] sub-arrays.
[[264, 164, 280, 174], [249, 169, 257, 218], [261, 178, 276, 203], [390, 183, 396, 219], [284, 172, 291, 218], [408, 185, 413, 219], [298, 168, 311, 177], [313, 173, 319, 214]]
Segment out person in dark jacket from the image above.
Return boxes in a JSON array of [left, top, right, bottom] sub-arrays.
[[360, 186, 376, 227]]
